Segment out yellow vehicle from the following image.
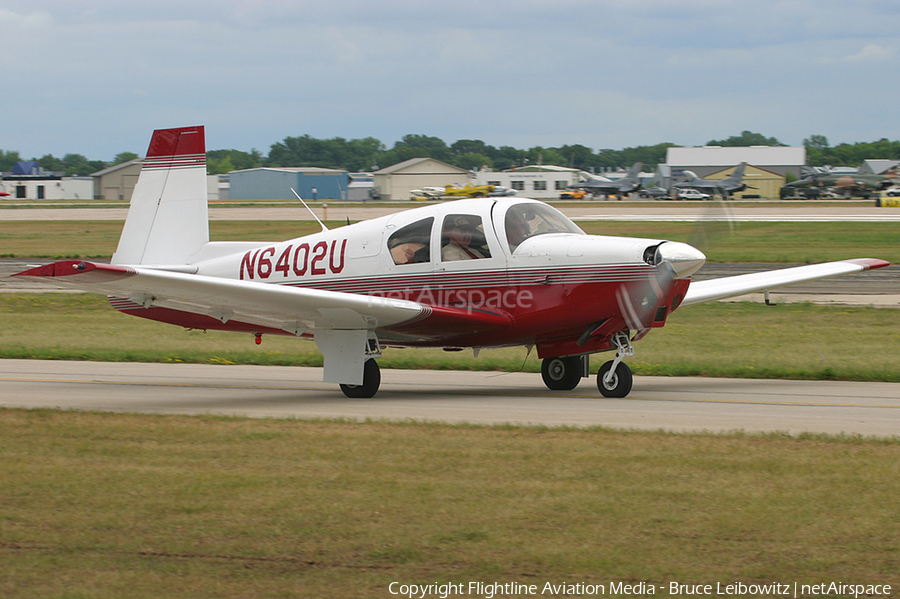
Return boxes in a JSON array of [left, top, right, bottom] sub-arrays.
[[559, 189, 588, 199]]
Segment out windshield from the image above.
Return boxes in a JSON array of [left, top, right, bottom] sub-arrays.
[[503, 203, 584, 252]]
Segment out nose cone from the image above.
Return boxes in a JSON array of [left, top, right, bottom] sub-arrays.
[[658, 241, 706, 279]]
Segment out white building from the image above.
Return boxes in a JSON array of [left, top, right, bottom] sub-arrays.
[[474, 165, 582, 200], [0, 176, 94, 200]]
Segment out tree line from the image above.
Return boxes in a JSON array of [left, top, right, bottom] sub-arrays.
[[3, 131, 900, 177]]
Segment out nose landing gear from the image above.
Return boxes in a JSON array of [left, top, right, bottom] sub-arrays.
[[597, 331, 634, 398]]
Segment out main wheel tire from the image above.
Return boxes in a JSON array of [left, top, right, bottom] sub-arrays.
[[340, 359, 381, 398], [597, 360, 633, 398], [541, 356, 582, 391]]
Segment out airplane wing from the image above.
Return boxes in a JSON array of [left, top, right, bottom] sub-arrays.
[[681, 259, 890, 307], [13, 260, 510, 340]]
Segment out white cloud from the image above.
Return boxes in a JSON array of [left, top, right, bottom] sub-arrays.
[[842, 43, 896, 62]]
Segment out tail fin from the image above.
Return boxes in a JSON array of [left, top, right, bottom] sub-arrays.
[[111, 126, 209, 266], [726, 162, 746, 183]]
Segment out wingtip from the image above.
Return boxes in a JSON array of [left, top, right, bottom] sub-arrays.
[[846, 258, 891, 270]]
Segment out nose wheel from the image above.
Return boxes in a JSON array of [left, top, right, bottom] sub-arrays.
[[597, 360, 633, 397], [597, 330, 634, 398]]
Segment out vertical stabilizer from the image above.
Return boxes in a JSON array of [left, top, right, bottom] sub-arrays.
[[111, 126, 209, 266]]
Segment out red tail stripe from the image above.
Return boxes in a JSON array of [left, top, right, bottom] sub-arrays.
[[145, 126, 205, 158]]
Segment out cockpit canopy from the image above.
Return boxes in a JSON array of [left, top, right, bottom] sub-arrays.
[[385, 199, 586, 266], [502, 201, 585, 253]]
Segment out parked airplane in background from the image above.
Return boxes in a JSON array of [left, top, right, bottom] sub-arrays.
[[673, 163, 753, 199], [443, 183, 495, 197], [409, 186, 447, 199], [780, 168, 898, 199], [574, 162, 643, 199], [410, 183, 497, 200], [15, 127, 890, 399]]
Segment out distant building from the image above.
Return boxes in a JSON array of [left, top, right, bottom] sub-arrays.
[[92, 159, 220, 201], [474, 165, 582, 200], [92, 159, 142, 200], [0, 162, 93, 200], [859, 159, 900, 176], [666, 146, 806, 179], [228, 167, 349, 200], [347, 172, 374, 201], [373, 158, 469, 201]]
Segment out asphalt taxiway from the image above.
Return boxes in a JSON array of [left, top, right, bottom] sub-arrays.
[[1, 360, 897, 438]]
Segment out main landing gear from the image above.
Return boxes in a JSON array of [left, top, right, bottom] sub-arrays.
[[540, 331, 635, 398], [541, 355, 586, 390], [340, 358, 381, 398]]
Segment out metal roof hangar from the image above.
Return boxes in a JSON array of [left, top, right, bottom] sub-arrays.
[[373, 158, 469, 200], [229, 167, 350, 200]]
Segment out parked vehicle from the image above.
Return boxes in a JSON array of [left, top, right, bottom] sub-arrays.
[[559, 189, 588, 199], [639, 186, 671, 200], [674, 188, 711, 201]]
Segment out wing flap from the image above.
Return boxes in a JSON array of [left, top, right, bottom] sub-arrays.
[[682, 258, 890, 307]]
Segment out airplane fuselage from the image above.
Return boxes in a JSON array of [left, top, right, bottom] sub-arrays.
[[113, 198, 698, 359]]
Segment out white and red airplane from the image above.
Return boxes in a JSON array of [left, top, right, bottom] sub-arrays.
[[14, 126, 891, 398]]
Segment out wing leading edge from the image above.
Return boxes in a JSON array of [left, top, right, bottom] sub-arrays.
[[681, 258, 890, 307]]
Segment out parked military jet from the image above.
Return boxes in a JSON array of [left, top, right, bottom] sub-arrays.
[[15, 127, 890, 399], [780, 168, 897, 199], [574, 162, 643, 198], [673, 163, 753, 198]]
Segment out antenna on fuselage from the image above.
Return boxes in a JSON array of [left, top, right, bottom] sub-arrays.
[[291, 188, 329, 232]]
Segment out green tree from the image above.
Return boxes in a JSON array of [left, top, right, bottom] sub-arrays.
[[706, 131, 784, 147], [61, 154, 106, 176], [207, 149, 262, 174], [454, 153, 493, 171], [111, 152, 139, 166], [37, 154, 65, 172], [0, 149, 23, 172]]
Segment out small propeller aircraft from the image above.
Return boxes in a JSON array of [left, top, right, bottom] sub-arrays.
[[15, 126, 890, 398]]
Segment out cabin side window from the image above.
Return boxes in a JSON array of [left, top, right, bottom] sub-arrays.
[[387, 217, 433, 265], [440, 214, 492, 261]]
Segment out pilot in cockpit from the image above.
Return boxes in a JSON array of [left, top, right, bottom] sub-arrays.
[[441, 216, 488, 261]]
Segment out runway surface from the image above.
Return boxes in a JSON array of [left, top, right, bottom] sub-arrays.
[[2, 359, 898, 438]]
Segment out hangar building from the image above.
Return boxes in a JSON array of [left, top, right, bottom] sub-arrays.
[[373, 158, 469, 200], [228, 167, 349, 200]]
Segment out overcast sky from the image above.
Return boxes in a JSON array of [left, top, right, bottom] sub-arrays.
[[3, 0, 900, 161]]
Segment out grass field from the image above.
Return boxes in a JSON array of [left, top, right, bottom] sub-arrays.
[[1, 410, 899, 599], [2, 220, 899, 264], [1, 294, 898, 382]]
